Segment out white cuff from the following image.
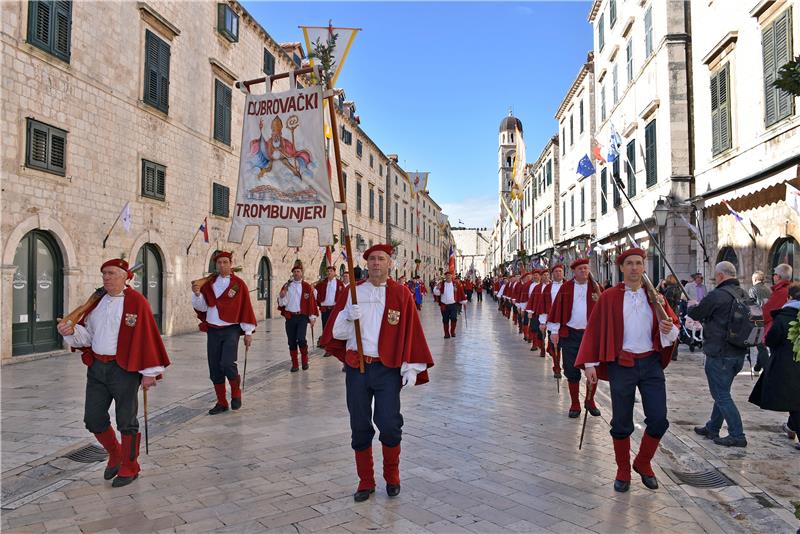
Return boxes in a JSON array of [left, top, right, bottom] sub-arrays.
[[584, 362, 600, 368], [240, 323, 255, 335], [400, 362, 427, 374], [546, 322, 560, 333], [191, 293, 208, 312], [140, 366, 165, 377], [660, 324, 679, 347], [538, 314, 547, 324], [309, 315, 317, 322]]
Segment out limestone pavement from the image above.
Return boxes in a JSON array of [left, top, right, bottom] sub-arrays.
[[1, 294, 799, 533]]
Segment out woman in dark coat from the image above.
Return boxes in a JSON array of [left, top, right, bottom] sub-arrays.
[[749, 282, 800, 449]]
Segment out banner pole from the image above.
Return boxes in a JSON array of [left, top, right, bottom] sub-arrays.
[[325, 80, 366, 374]]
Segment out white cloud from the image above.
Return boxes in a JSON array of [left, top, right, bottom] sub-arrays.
[[440, 196, 498, 229]]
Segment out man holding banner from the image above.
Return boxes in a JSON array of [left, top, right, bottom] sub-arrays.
[[320, 243, 433, 502]]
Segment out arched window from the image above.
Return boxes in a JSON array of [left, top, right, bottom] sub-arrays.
[[12, 230, 63, 355], [133, 243, 163, 332], [771, 237, 797, 275], [716, 246, 739, 270]]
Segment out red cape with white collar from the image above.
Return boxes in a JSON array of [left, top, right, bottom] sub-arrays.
[[320, 279, 434, 385], [195, 273, 257, 332], [547, 279, 602, 337], [75, 288, 170, 372], [575, 283, 679, 380]]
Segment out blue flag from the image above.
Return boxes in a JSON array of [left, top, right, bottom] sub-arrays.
[[607, 124, 622, 163], [576, 154, 595, 177]]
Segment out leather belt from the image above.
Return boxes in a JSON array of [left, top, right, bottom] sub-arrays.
[[93, 353, 116, 363], [363, 356, 381, 364]]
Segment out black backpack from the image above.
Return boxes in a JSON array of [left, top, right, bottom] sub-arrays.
[[720, 286, 764, 348]]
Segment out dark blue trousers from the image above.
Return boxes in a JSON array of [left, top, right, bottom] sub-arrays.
[[285, 314, 309, 350], [207, 324, 241, 384], [607, 353, 669, 440], [345, 362, 403, 451], [441, 303, 459, 323], [84, 360, 141, 435], [559, 328, 584, 383]]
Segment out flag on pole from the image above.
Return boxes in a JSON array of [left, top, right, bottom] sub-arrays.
[[120, 202, 132, 233], [407, 172, 429, 197], [510, 127, 526, 200], [678, 214, 702, 242], [199, 217, 209, 243], [592, 138, 606, 164], [300, 22, 360, 86], [448, 244, 455, 273], [458, 219, 465, 225], [608, 124, 622, 163], [576, 154, 596, 177], [340, 248, 348, 262], [786, 183, 800, 217], [722, 200, 743, 222]]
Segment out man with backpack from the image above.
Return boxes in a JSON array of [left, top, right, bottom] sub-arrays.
[[688, 261, 751, 447]]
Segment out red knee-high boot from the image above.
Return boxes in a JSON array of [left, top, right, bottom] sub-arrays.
[[290, 350, 299, 371], [552, 348, 562, 376], [354, 447, 376, 498], [613, 437, 631, 492], [632, 434, 660, 489], [567, 381, 581, 417], [449, 320, 457, 337], [94, 426, 121, 480], [112, 432, 140, 487], [214, 382, 228, 407], [229, 375, 242, 410], [383, 444, 401, 496], [300, 346, 309, 370]]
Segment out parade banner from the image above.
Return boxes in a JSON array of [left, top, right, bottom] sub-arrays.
[[407, 171, 429, 196], [228, 84, 334, 247]]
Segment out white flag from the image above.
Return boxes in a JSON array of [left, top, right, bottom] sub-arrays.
[[679, 214, 702, 242], [786, 183, 800, 217], [511, 127, 526, 200], [301, 24, 359, 86], [407, 172, 429, 196], [120, 202, 132, 233]]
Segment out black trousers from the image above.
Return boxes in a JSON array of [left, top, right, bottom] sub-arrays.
[[477, 291, 483, 302], [346, 362, 403, 451], [285, 314, 309, 350], [559, 328, 584, 383], [441, 303, 459, 323], [207, 324, 241, 384], [84, 359, 141, 435], [607, 353, 669, 440], [321, 308, 333, 330], [520, 309, 529, 327], [466, 290, 473, 301]]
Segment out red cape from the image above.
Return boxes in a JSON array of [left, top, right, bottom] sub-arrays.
[[535, 281, 563, 316], [196, 274, 257, 332], [76, 288, 170, 373], [763, 280, 790, 336], [575, 283, 679, 380], [525, 282, 543, 310], [320, 279, 434, 385], [436, 280, 466, 310], [278, 280, 319, 319], [548, 279, 602, 337], [315, 278, 345, 308]]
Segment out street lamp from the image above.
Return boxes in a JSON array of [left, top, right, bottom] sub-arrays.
[[654, 198, 669, 227]]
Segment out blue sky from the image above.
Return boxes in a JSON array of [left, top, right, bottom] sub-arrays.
[[243, 1, 592, 228]]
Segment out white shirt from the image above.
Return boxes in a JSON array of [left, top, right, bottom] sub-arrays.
[[321, 278, 338, 306], [565, 281, 589, 331], [497, 284, 505, 298], [277, 280, 318, 321], [64, 292, 164, 377], [440, 282, 456, 304], [539, 280, 563, 324], [585, 286, 680, 368], [331, 282, 426, 376], [192, 275, 256, 335]]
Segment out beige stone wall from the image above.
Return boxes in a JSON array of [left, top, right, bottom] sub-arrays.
[[0, 0, 444, 360]]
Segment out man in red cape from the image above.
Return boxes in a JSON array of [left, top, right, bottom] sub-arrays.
[[536, 265, 564, 365], [525, 270, 543, 353], [59, 258, 170, 487], [277, 259, 319, 372], [546, 258, 602, 417], [320, 244, 434, 502], [192, 251, 256, 414], [315, 265, 345, 354], [575, 248, 679, 493], [515, 271, 532, 338], [434, 270, 467, 338]]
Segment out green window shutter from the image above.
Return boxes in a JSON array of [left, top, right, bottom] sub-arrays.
[[157, 37, 170, 113], [49, 129, 66, 174], [27, 120, 50, 170], [710, 70, 720, 154], [214, 80, 231, 144], [718, 64, 731, 152], [774, 9, 794, 122], [263, 49, 275, 75], [762, 22, 777, 125], [645, 120, 657, 187], [144, 30, 169, 113], [212, 183, 230, 216], [29, 1, 51, 50], [53, 0, 71, 61], [155, 165, 166, 199], [612, 159, 621, 207], [222, 185, 229, 217], [626, 140, 636, 196], [142, 161, 156, 197]]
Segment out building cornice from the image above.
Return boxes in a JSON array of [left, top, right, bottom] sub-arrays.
[[587, 0, 603, 22], [554, 60, 593, 120]]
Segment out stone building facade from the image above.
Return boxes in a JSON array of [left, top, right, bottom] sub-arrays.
[[0, 0, 449, 360], [451, 228, 490, 277], [690, 0, 800, 281]]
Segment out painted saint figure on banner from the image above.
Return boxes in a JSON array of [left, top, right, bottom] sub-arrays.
[[251, 116, 313, 180]]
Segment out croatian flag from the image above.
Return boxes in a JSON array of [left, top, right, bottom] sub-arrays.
[[448, 244, 455, 273], [199, 217, 209, 243], [608, 124, 622, 163]]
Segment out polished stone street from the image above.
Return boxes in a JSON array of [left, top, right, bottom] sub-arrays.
[[2, 295, 798, 533]]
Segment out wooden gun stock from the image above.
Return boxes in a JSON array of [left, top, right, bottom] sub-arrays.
[[587, 272, 603, 296], [59, 287, 106, 327], [642, 272, 669, 322], [191, 266, 243, 289]]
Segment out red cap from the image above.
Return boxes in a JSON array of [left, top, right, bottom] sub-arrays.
[[212, 250, 233, 263], [101, 258, 133, 280], [570, 258, 590, 269], [616, 247, 647, 266], [533, 268, 543, 275], [363, 243, 394, 261], [550, 264, 565, 273]]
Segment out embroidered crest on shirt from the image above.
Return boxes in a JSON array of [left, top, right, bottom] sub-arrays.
[[228, 284, 239, 299], [591, 291, 599, 302], [303, 292, 309, 299], [124, 313, 137, 327], [387, 309, 400, 325]]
